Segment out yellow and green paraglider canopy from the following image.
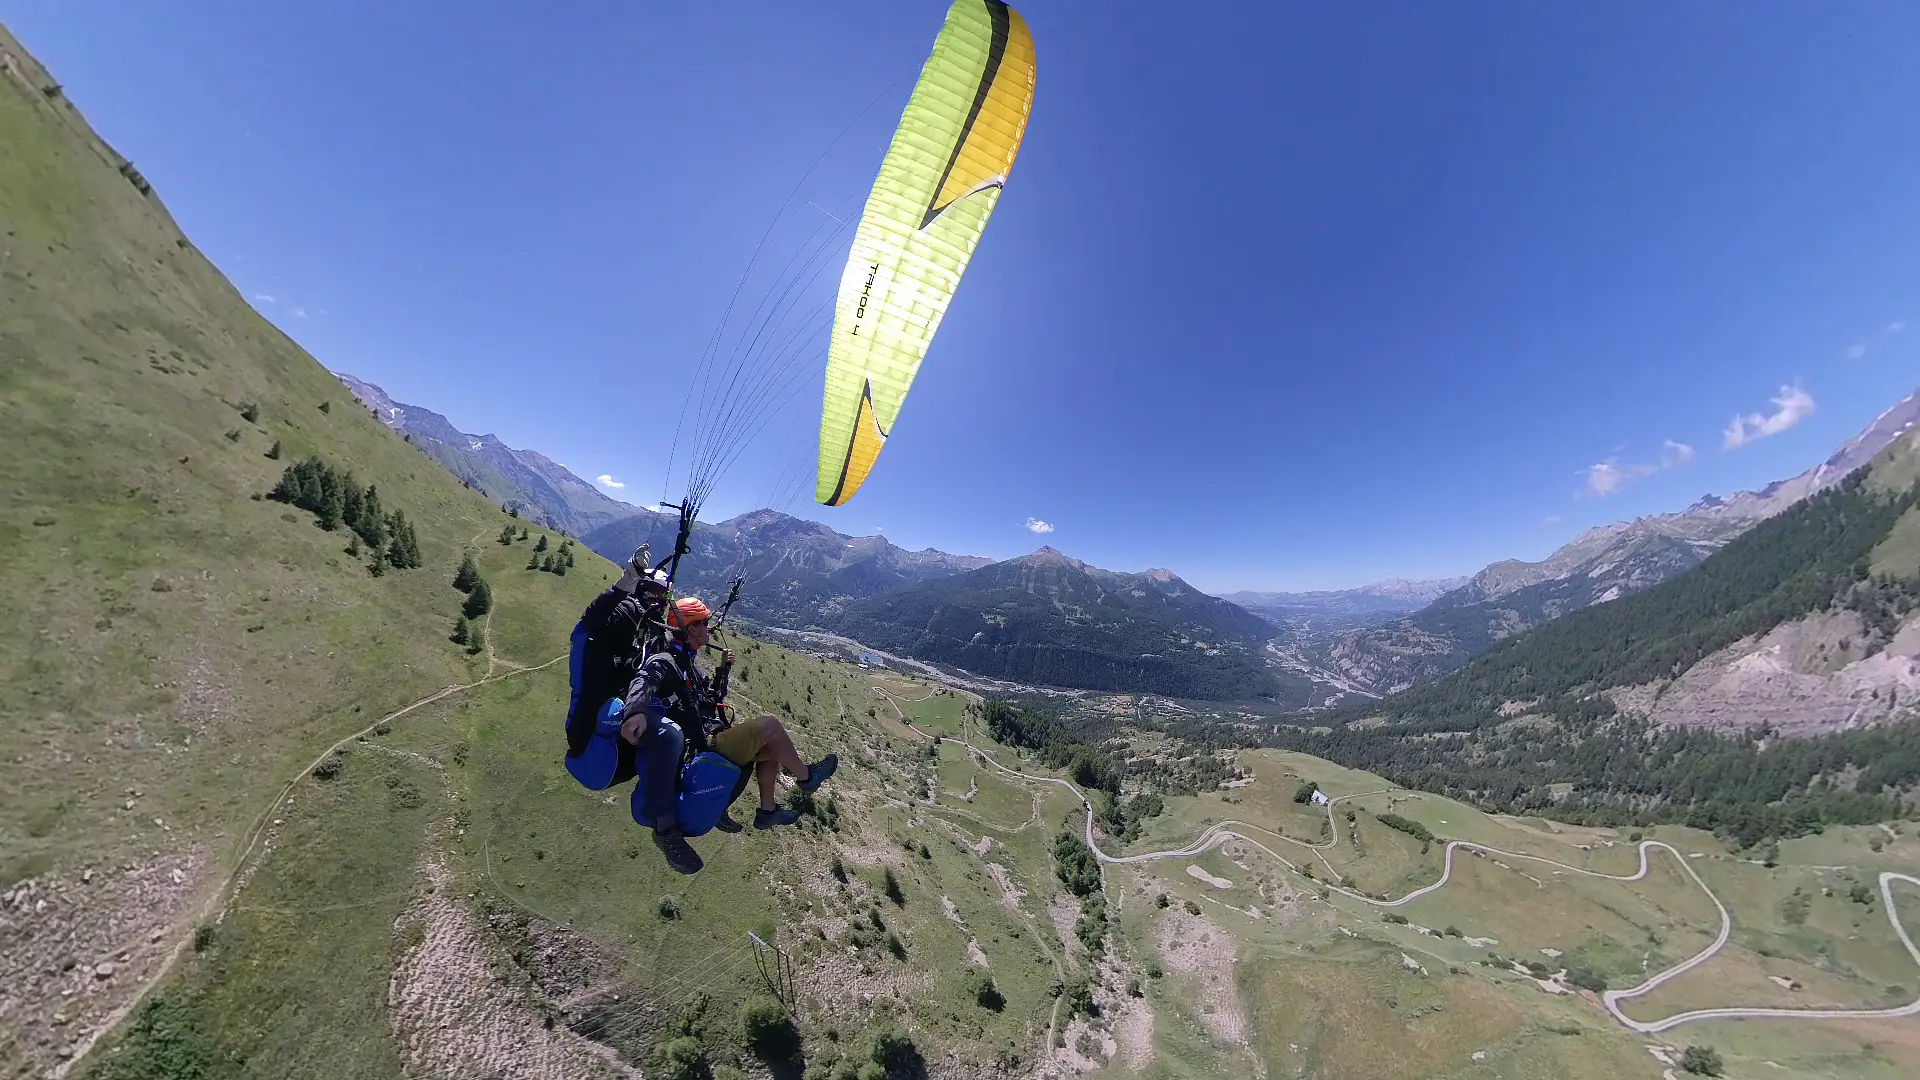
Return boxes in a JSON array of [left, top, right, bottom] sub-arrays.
[[816, 0, 1036, 506]]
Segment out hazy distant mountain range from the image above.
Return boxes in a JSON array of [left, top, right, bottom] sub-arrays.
[[336, 370, 1920, 704], [826, 546, 1307, 702], [579, 508, 992, 629]]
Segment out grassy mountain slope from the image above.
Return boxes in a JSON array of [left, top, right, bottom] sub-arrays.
[[0, 25, 621, 1073], [0, 22, 609, 881]]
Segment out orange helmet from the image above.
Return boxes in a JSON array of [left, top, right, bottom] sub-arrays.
[[666, 596, 711, 629]]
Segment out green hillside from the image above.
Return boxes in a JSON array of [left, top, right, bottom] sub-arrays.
[[1278, 438, 1920, 845], [0, 22, 626, 1074]]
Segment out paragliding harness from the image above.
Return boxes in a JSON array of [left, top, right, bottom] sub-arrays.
[[645, 570, 753, 835], [561, 532, 673, 792], [562, 597, 661, 791], [625, 636, 754, 836]]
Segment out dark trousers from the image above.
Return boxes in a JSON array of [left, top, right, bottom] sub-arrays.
[[635, 714, 685, 828]]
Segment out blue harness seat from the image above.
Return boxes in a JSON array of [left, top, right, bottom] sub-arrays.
[[657, 752, 745, 836], [564, 696, 629, 790]]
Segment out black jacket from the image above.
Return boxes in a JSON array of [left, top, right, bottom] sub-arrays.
[[565, 586, 664, 757], [620, 642, 729, 755]]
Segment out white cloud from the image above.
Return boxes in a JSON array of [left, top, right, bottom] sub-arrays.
[[1723, 385, 1815, 450], [1542, 515, 1562, 525], [1024, 517, 1055, 534], [596, 474, 625, 489], [1845, 322, 1904, 360], [290, 305, 308, 319], [252, 293, 276, 303], [1582, 440, 1694, 498]]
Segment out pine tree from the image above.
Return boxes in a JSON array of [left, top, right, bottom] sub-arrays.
[[450, 616, 470, 645], [265, 440, 282, 460], [534, 534, 549, 553], [346, 534, 361, 557], [270, 458, 318, 510], [527, 551, 541, 570], [359, 486, 387, 547], [463, 578, 493, 619], [497, 525, 516, 546], [381, 511, 421, 569], [318, 478, 346, 531], [453, 552, 479, 592], [466, 622, 486, 656], [342, 481, 366, 536], [541, 554, 555, 573], [518, 525, 529, 541], [553, 558, 568, 577]]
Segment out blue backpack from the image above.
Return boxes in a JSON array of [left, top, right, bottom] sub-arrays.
[[630, 751, 745, 836]]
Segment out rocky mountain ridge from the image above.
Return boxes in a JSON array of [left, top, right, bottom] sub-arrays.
[[580, 508, 992, 628], [1301, 389, 1920, 698], [335, 372, 640, 536]]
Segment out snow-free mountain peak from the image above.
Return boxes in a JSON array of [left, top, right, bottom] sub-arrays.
[[334, 371, 638, 535]]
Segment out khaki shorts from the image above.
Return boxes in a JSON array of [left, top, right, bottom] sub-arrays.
[[709, 715, 773, 768]]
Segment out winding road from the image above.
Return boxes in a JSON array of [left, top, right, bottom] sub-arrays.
[[899, 707, 1920, 1036]]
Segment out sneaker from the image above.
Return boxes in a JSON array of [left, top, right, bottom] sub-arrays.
[[754, 806, 800, 830], [798, 753, 838, 794], [651, 825, 704, 874], [712, 810, 742, 833]]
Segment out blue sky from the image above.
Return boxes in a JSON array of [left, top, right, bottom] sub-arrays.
[[9, 1, 1920, 592]]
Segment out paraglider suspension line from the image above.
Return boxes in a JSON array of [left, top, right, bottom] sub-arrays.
[[747, 931, 796, 1013], [660, 498, 699, 587]]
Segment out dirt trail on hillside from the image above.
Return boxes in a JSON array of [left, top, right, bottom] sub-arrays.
[[51, 652, 566, 1080]]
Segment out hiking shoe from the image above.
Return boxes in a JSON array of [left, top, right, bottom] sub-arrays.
[[754, 806, 800, 830], [712, 810, 742, 833], [798, 753, 838, 794], [652, 826, 704, 875]]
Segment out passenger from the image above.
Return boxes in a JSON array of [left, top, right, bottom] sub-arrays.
[[620, 597, 836, 872]]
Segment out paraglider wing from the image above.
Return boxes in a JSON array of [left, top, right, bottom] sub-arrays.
[[816, 0, 1036, 506]]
